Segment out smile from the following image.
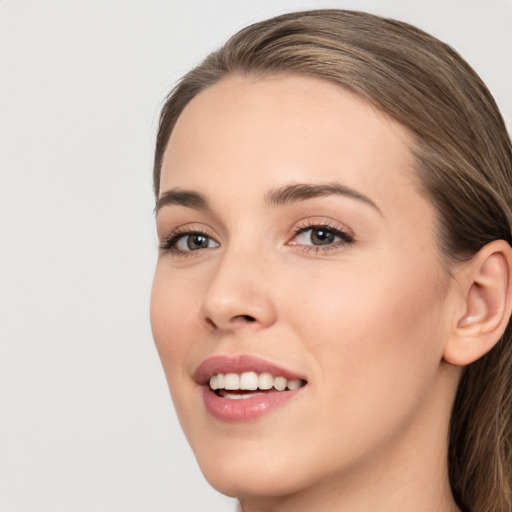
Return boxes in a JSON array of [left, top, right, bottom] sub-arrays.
[[195, 355, 308, 421], [209, 371, 305, 396]]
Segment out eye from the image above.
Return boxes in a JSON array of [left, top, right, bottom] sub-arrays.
[[289, 223, 354, 249], [176, 233, 218, 251], [296, 227, 339, 246], [160, 230, 220, 254]]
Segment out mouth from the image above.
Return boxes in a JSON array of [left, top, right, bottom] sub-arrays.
[[209, 371, 306, 399], [194, 355, 308, 421]]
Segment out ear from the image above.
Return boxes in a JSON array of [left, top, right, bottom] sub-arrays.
[[444, 240, 512, 366]]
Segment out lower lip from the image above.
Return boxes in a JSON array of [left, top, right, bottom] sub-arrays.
[[201, 386, 304, 422]]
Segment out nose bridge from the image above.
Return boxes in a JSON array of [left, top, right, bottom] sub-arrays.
[[200, 238, 277, 331]]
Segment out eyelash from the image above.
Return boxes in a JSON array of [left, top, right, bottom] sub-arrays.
[[159, 222, 354, 257], [159, 228, 216, 257], [291, 221, 354, 252]]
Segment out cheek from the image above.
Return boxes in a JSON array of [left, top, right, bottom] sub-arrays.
[[288, 254, 450, 397], [150, 265, 200, 384], [273, 257, 451, 469]]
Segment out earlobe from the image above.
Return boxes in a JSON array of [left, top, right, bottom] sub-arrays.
[[444, 240, 512, 366]]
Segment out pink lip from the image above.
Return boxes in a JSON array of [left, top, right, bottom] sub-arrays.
[[194, 355, 307, 423], [193, 354, 305, 384]]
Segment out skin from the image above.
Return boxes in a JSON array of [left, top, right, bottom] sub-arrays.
[[151, 75, 463, 512]]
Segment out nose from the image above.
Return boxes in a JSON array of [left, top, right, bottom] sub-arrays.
[[200, 248, 277, 332]]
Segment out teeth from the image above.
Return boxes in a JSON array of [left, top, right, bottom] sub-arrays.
[[224, 373, 240, 390], [240, 371, 258, 390], [287, 379, 302, 390], [273, 376, 287, 391], [208, 371, 305, 392], [258, 372, 273, 390], [223, 392, 260, 400]]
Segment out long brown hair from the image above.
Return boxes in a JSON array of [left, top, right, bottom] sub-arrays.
[[153, 10, 512, 512]]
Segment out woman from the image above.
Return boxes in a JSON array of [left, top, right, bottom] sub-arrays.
[[150, 10, 512, 512]]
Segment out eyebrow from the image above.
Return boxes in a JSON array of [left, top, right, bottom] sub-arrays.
[[156, 182, 382, 215], [264, 182, 382, 215], [156, 189, 209, 213]]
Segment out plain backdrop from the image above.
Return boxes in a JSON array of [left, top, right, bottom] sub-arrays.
[[1, 1, 511, 511]]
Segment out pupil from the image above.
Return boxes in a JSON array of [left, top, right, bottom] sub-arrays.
[[312, 229, 334, 245], [188, 234, 208, 250]]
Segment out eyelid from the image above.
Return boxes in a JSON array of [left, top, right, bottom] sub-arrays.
[[158, 223, 220, 255], [287, 219, 355, 249], [157, 218, 354, 256]]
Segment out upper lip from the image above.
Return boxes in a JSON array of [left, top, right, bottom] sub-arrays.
[[193, 355, 307, 385]]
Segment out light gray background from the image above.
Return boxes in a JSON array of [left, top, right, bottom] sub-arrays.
[[1, 1, 511, 511]]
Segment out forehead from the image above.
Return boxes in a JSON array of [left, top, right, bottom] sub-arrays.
[[160, 74, 421, 214]]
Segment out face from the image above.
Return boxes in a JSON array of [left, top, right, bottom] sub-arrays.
[[151, 75, 457, 501]]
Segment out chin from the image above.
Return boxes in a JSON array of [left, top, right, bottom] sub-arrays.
[[202, 467, 304, 500], [193, 442, 311, 499]]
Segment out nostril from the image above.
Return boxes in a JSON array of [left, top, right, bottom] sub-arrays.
[[204, 314, 258, 330], [205, 318, 217, 330]]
